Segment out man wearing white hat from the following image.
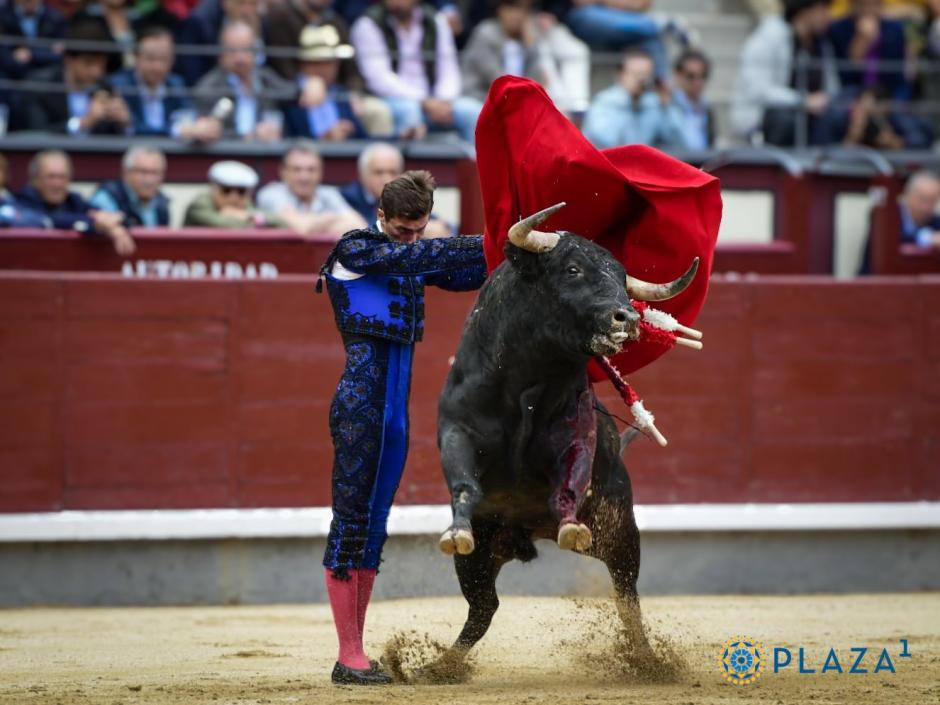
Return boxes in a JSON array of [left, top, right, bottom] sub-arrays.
[[183, 160, 286, 228], [284, 24, 391, 139]]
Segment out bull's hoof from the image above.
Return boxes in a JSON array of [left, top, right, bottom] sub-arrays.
[[557, 523, 592, 552], [439, 527, 475, 555]]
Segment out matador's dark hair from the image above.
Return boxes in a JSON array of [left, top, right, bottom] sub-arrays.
[[379, 169, 436, 220]]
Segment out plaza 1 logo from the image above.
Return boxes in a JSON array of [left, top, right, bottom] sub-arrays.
[[719, 636, 764, 685], [719, 637, 913, 685]]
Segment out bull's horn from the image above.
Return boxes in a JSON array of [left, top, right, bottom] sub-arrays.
[[508, 202, 566, 253], [626, 257, 700, 302]]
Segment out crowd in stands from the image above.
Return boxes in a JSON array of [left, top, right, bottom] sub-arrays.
[[0, 0, 702, 145], [0, 0, 938, 255], [2, 0, 938, 147], [0, 139, 456, 250], [732, 0, 940, 148]]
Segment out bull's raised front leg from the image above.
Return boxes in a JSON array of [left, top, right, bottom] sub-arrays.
[[549, 383, 597, 552], [439, 424, 484, 555]]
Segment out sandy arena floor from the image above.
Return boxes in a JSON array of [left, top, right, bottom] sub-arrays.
[[0, 594, 938, 705]]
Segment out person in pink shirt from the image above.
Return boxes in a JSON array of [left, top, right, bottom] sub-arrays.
[[350, 0, 483, 141]]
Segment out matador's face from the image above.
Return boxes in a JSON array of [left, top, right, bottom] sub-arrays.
[[379, 210, 429, 244]]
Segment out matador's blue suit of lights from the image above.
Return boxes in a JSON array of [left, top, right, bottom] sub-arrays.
[[318, 228, 487, 579]]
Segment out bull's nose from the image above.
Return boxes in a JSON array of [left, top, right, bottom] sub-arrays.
[[612, 308, 639, 327]]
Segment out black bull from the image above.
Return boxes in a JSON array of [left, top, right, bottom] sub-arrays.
[[434, 205, 697, 664]]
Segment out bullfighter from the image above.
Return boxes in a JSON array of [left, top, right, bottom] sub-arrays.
[[317, 170, 487, 685]]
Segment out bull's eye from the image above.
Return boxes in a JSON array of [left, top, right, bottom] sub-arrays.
[[567, 265, 581, 276]]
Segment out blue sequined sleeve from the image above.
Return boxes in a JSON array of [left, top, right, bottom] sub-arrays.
[[336, 234, 485, 277], [424, 263, 488, 291]]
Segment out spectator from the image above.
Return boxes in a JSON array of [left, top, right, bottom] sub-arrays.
[[340, 142, 451, 236], [828, 0, 934, 147], [264, 0, 351, 79], [284, 25, 370, 140], [256, 140, 367, 237], [183, 160, 287, 228], [341, 142, 403, 225], [193, 20, 294, 141], [0, 155, 10, 201], [461, 0, 590, 116], [17, 20, 131, 135], [107, 26, 209, 138], [582, 48, 690, 149], [175, 0, 266, 85], [0, 153, 50, 227], [898, 170, 940, 248], [923, 3, 940, 137], [350, 0, 483, 141], [89, 146, 171, 227], [0, 0, 67, 80], [841, 83, 919, 147], [730, 0, 843, 145], [552, 0, 688, 78], [672, 48, 714, 150], [72, 0, 141, 73], [828, 0, 908, 97], [15, 150, 136, 254]]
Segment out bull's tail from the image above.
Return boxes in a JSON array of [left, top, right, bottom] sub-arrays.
[[620, 426, 641, 455]]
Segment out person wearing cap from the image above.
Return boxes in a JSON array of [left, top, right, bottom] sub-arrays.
[[317, 170, 487, 685], [15, 150, 136, 254], [730, 0, 843, 144], [183, 160, 287, 228], [284, 25, 369, 140], [264, 0, 353, 79]]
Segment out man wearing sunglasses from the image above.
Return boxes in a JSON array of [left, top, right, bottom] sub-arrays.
[[317, 170, 486, 685], [183, 159, 286, 228], [672, 48, 714, 151]]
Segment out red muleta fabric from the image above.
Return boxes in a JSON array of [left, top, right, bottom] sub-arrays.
[[475, 76, 723, 378]]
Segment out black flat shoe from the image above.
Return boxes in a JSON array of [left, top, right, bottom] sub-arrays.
[[331, 661, 392, 685]]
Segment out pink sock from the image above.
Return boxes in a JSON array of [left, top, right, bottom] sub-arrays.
[[356, 568, 377, 639], [324, 569, 370, 670]]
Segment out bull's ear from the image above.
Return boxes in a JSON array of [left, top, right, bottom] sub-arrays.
[[504, 242, 544, 280]]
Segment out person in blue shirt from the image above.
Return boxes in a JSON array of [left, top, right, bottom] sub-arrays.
[[89, 146, 171, 228], [898, 170, 940, 249], [317, 170, 486, 685], [671, 48, 714, 150], [15, 150, 136, 254], [341, 142, 453, 236], [0, 0, 66, 80], [582, 47, 689, 149], [107, 26, 199, 138]]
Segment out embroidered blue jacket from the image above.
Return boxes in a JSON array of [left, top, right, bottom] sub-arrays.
[[319, 228, 487, 345]]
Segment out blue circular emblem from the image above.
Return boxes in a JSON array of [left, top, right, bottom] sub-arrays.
[[719, 636, 763, 685]]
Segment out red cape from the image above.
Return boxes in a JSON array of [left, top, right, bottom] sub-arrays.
[[475, 76, 722, 377]]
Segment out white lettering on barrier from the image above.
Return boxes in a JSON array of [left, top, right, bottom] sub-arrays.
[[121, 261, 280, 279]]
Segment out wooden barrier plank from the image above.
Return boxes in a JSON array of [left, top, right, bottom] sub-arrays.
[[66, 402, 232, 445], [67, 365, 229, 404], [0, 272, 936, 511], [0, 447, 63, 512], [64, 483, 234, 510], [68, 442, 230, 488], [749, 440, 915, 502]]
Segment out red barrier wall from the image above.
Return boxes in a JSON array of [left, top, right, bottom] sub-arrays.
[[1, 272, 938, 513]]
